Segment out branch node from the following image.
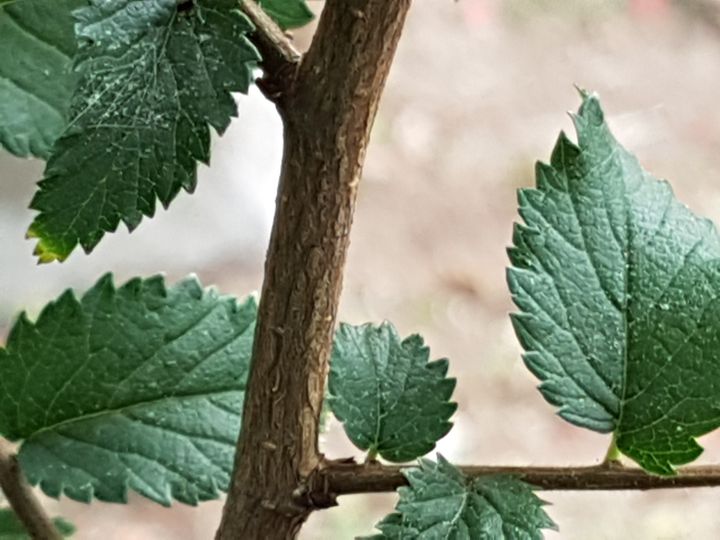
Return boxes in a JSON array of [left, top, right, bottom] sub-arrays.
[[239, 0, 302, 104], [600, 459, 625, 471], [292, 482, 337, 511]]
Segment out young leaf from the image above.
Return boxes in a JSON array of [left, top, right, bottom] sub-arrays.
[[0, 0, 83, 158], [363, 456, 556, 539], [0, 508, 75, 538], [259, 0, 314, 29], [509, 91, 720, 474], [0, 275, 256, 505], [28, 0, 260, 263], [328, 322, 456, 463]]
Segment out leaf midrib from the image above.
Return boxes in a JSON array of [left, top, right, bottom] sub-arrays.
[[24, 387, 241, 443], [617, 158, 631, 437]]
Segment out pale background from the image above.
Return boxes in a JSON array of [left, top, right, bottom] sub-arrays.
[[3, 0, 720, 538]]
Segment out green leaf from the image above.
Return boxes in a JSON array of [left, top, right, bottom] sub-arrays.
[[0, 508, 75, 538], [328, 322, 456, 463], [365, 456, 556, 540], [0, 0, 83, 158], [0, 275, 256, 505], [28, 0, 260, 263], [357, 513, 403, 540], [259, 0, 313, 29], [508, 91, 720, 474]]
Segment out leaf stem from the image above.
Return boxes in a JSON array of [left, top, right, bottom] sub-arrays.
[[603, 435, 622, 466], [0, 438, 62, 540]]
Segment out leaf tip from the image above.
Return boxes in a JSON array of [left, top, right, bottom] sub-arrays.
[[573, 83, 591, 99], [27, 225, 71, 264], [96, 272, 116, 288]]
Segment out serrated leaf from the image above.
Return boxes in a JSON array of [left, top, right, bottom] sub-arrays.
[[508, 91, 720, 474], [27, 0, 260, 263], [357, 513, 403, 540], [0, 0, 83, 158], [0, 508, 75, 538], [259, 0, 313, 29], [365, 456, 556, 540], [328, 322, 456, 463], [0, 275, 256, 505]]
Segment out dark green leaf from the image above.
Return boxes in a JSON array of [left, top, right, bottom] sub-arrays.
[[0, 0, 83, 158], [28, 0, 260, 263], [328, 322, 456, 463], [0, 275, 256, 505], [259, 0, 313, 29], [0, 508, 75, 538], [509, 91, 720, 474], [365, 456, 556, 539]]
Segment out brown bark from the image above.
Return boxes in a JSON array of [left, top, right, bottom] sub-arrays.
[[0, 439, 62, 540], [318, 460, 720, 494], [239, 0, 300, 85], [215, 2, 412, 539]]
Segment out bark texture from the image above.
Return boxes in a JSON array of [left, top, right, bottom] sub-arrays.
[[215, 2, 412, 538], [318, 460, 720, 494], [0, 439, 62, 540]]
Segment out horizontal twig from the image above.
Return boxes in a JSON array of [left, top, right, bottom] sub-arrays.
[[319, 460, 720, 495]]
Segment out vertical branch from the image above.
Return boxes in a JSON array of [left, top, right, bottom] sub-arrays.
[[0, 439, 62, 540], [216, 1, 412, 538]]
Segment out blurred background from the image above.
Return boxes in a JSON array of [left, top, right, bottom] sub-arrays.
[[4, 0, 720, 538]]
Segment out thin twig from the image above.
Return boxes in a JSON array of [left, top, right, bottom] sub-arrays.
[[239, 0, 301, 65], [0, 439, 62, 540], [238, 0, 301, 100], [319, 460, 720, 495]]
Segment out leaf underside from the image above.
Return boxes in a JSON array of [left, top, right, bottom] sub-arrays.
[[259, 0, 314, 29], [0, 508, 75, 538], [328, 322, 456, 463], [509, 92, 720, 474], [0, 0, 82, 158], [28, 0, 260, 263], [0, 275, 256, 505], [363, 456, 556, 539]]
